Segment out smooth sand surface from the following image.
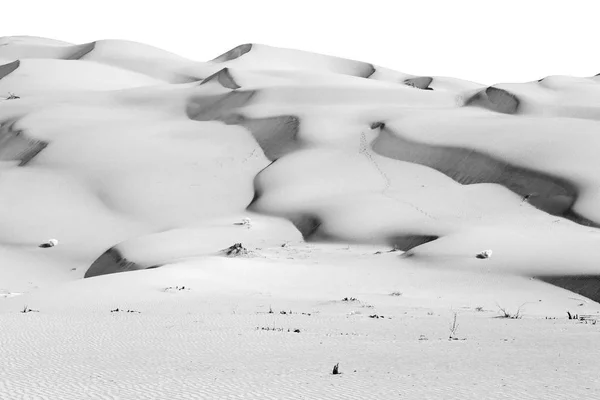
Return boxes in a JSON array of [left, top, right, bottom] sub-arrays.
[[1, 37, 599, 399]]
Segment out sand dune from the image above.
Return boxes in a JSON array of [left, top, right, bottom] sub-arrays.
[[2, 37, 599, 294], [1, 37, 600, 399]]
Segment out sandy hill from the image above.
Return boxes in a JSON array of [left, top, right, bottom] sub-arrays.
[[1, 36, 599, 399]]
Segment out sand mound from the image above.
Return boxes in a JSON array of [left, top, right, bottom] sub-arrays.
[[0, 58, 164, 94], [213, 43, 376, 78]]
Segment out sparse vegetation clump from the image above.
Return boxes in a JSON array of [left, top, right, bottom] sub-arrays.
[[110, 308, 141, 313], [164, 286, 189, 292], [566, 312, 598, 324], [368, 314, 388, 319], [256, 327, 301, 333], [496, 304, 524, 319]]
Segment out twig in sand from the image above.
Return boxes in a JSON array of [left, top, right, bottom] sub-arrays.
[[449, 312, 460, 340], [21, 305, 38, 313]]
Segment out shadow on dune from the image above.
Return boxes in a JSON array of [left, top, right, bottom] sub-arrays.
[[200, 68, 240, 89], [187, 90, 301, 161], [536, 275, 600, 304], [371, 126, 599, 227], [65, 42, 96, 60], [85, 247, 157, 278], [404, 77, 434, 90], [0, 60, 20, 80], [286, 214, 323, 240], [0, 120, 48, 166], [362, 64, 377, 79], [212, 44, 253, 63], [466, 86, 520, 114], [387, 234, 439, 251]]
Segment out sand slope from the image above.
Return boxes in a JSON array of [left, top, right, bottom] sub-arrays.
[[1, 37, 600, 399]]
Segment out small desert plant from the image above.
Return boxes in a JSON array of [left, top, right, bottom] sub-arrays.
[[164, 286, 188, 292], [332, 363, 340, 375], [496, 303, 524, 319], [110, 308, 140, 313], [256, 327, 301, 333]]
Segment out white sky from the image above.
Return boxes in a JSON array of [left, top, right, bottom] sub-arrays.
[[3, 0, 599, 84]]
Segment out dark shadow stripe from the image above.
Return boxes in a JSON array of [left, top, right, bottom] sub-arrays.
[[466, 86, 520, 114], [65, 42, 96, 60], [238, 115, 299, 161], [371, 126, 600, 227], [200, 68, 240, 89], [0, 60, 20, 80], [84, 247, 147, 278], [287, 214, 323, 240], [187, 91, 301, 161], [212, 44, 253, 62], [404, 77, 434, 90], [362, 64, 377, 79], [536, 275, 600, 303], [387, 234, 439, 251], [0, 120, 48, 166]]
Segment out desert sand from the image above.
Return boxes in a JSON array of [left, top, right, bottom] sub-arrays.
[[1, 36, 599, 399]]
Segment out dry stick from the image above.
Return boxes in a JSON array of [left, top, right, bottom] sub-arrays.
[[449, 312, 459, 340]]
